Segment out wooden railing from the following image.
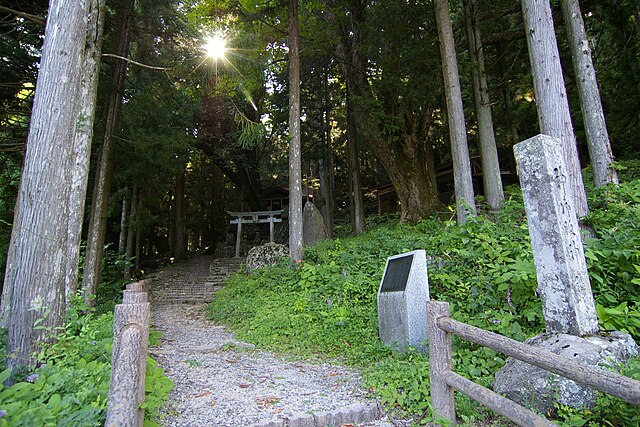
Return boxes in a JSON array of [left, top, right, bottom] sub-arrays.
[[105, 280, 151, 427], [427, 301, 640, 426]]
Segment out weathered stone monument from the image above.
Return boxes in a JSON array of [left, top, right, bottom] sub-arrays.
[[494, 134, 637, 411], [302, 201, 327, 246], [514, 134, 599, 336], [377, 250, 430, 351]]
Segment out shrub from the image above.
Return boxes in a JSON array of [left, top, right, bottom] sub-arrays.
[[0, 301, 172, 426]]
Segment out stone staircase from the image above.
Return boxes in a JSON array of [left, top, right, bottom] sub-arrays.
[[151, 256, 244, 304]]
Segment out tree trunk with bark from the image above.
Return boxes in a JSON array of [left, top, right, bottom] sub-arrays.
[[3, 0, 88, 370], [123, 184, 138, 279], [497, 43, 521, 148], [288, 0, 303, 262], [333, 0, 442, 224], [135, 193, 142, 270], [118, 194, 128, 255], [521, 0, 589, 217], [174, 169, 186, 259], [319, 69, 335, 238], [346, 87, 366, 235], [463, 0, 504, 211], [560, 0, 618, 187], [435, 0, 476, 223], [82, 0, 134, 305], [65, 0, 106, 301]]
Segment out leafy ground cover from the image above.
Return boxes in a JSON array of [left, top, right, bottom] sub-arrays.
[[0, 272, 172, 426], [208, 164, 640, 426]]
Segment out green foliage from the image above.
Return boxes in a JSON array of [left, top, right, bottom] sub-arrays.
[[142, 357, 173, 424], [584, 178, 640, 339], [554, 356, 640, 426], [234, 107, 266, 149], [207, 176, 640, 425], [0, 153, 21, 290], [0, 304, 172, 426], [208, 259, 389, 361], [362, 352, 431, 418], [92, 245, 131, 315]]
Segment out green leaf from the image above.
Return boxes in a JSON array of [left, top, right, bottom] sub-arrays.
[[0, 368, 11, 386]]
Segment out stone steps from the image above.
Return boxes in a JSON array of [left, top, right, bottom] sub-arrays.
[[151, 256, 244, 304]]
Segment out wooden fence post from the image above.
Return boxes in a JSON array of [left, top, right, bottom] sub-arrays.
[[105, 283, 150, 427], [427, 301, 456, 424]]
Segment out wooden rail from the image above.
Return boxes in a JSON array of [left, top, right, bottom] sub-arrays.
[[427, 301, 640, 426], [105, 279, 151, 427]]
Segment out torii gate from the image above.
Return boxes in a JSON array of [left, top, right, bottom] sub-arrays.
[[228, 210, 284, 257]]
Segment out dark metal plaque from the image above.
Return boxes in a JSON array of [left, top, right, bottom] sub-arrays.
[[380, 254, 413, 292]]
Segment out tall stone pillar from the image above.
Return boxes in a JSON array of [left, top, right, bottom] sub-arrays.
[[514, 134, 598, 336]]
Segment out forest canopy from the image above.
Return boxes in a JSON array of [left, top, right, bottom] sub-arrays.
[[0, 0, 639, 370]]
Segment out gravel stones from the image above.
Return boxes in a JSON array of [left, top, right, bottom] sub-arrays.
[[151, 303, 391, 427]]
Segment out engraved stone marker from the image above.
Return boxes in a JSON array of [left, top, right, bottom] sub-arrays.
[[377, 250, 430, 350]]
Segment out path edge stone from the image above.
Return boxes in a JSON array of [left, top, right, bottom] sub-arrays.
[[249, 401, 382, 427]]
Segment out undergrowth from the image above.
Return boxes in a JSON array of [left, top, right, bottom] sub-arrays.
[[0, 285, 172, 426], [208, 166, 640, 426]]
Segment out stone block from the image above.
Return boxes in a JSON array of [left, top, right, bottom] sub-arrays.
[[349, 402, 379, 423], [250, 421, 284, 427], [494, 332, 638, 413], [288, 413, 315, 427], [313, 411, 332, 426]]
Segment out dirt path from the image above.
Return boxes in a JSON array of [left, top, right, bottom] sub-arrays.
[[149, 257, 399, 427]]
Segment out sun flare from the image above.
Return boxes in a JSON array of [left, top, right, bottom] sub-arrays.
[[204, 35, 226, 60]]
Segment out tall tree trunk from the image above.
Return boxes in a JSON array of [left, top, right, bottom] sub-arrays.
[[318, 158, 331, 237], [319, 68, 335, 238], [463, 0, 504, 211], [325, 140, 336, 238], [135, 193, 142, 270], [65, 0, 106, 302], [325, 82, 336, 238], [332, 0, 442, 224], [123, 184, 137, 279], [435, 0, 476, 223], [174, 169, 186, 259], [346, 86, 366, 235], [210, 165, 226, 249], [3, 0, 88, 370], [521, 0, 589, 217], [168, 188, 176, 257], [118, 194, 128, 255], [496, 43, 521, 155], [82, 0, 134, 304], [0, 200, 19, 328], [560, 0, 618, 187], [288, 0, 303, 261]]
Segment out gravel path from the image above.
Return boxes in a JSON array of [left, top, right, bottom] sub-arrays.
[[147, 256, 409, 426], [151, 302, 403, 427]]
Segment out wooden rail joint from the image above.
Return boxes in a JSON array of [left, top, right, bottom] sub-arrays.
[[426, 300, 640, 426]]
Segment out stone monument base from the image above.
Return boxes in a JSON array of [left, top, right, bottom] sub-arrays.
[[494, 332, 638, 414], [246, 242, 288, 273]]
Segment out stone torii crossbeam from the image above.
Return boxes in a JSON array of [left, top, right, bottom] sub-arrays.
[[228, 210, 284, 257]]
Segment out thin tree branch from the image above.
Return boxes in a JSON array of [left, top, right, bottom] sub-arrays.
[[0, 6, 45, 26], [101, 53, 172, 71]]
